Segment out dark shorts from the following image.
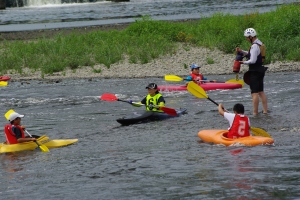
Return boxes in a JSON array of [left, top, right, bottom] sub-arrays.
[[249, 71, 265, 93]]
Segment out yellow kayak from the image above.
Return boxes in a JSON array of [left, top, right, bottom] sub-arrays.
[[198, 130, 274, 146], [0, 135, 78, 153]]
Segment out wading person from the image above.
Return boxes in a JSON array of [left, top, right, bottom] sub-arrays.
[[236, 28, 268, 116]]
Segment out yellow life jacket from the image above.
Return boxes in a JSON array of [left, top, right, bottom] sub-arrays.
[[145, 93, 164, 112]]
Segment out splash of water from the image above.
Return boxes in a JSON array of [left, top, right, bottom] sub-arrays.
[[26, 0, 62, 6]]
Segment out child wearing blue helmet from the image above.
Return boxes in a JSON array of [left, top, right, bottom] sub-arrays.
[[186, 64, 207, 84]]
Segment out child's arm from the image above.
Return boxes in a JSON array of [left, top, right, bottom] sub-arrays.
[[218, 104, 225, 116], [127, 100, 143, 107]]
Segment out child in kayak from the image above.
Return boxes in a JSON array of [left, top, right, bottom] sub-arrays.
[[4, 111, 37, 144], [218, 103, 251, 139], [128, 83, 165, 112], [186, 64, 207, 84]]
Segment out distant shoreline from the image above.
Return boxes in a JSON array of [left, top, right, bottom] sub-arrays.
[[0, 18, 199, 40]]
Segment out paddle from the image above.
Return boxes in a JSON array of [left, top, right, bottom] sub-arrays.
[[164, 75, 217, 82], [25, 130, 50, 152], [100, 93, 178, 116], [164, 75, 243, 85], [226, 73, 245, 86], [4, 109, 50, 152], [0, 81, 8, 86], [187, 81, 271, 138]]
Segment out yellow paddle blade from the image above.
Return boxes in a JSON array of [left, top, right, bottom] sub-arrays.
[[164, 75, 183, 82], [225, 79, 244, 87], [250, 127, 272, 138], [36, 142, 50, 152], [187, 81, 208, 98], [0, 81, 8, 86], [4, 109, 15, 120]]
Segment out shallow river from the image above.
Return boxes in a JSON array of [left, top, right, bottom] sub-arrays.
[[0, 72, 299, 199]]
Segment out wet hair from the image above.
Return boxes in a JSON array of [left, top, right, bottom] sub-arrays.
[[233, 103, 244, 114]]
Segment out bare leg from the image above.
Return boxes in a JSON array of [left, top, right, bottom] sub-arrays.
[[251, 93, 259, 115], [259, 91, 268, 113]]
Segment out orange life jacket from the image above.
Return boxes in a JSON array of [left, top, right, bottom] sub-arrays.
[[190, 73, 204, 83], [4, 124, 25, 144]]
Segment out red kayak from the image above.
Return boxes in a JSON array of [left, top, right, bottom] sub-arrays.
[[0, 76, 11, 81], [158, 82, 242, 92]]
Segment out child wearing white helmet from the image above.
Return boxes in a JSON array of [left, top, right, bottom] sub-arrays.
[[4, 111, 37, 144]]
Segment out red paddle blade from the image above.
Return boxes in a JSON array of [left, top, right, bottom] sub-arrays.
[[100, 93, 118, 101], [160, 107, 177, 116]]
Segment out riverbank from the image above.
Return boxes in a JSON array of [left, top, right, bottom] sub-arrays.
[[6, 42, 300, 81], [2, 20, 300, 81]]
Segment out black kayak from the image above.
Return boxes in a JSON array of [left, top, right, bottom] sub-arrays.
[[116, 108, 187, 126]]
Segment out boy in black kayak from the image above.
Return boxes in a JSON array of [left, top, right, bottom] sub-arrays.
[[128, 83, 165, 112]]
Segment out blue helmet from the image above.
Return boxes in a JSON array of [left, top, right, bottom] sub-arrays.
[[190, 64, 200, 70]]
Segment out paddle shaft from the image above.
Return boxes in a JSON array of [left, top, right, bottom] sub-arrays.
[[25, 130, 50, 152], [25, 130, 40, 145], [117, 99, 130, 103], [127, 100, 177, 116], [207, 97, 219, 107], [101, 93, 177, 116]]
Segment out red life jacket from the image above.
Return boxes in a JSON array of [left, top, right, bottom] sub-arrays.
[[4, 124, 25, 144], [190, 73, 204, 83], [228, 114, 250, 139]]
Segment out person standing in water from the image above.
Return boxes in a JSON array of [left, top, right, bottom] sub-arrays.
[[236, 28, 268, 115]]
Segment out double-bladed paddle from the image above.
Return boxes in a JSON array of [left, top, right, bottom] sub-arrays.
[[25, 130, 50, 152], [164, 75, 244, 86], [186, 81, 271, 138], [100, 93, 178, 116], [4, 109, 50, 152]]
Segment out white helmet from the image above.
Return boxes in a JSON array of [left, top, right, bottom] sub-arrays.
[[244, 28, 257, 37]]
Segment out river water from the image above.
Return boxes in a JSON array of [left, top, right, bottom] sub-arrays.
[[0, 0, 299, 31], [1, 0, 300, 199], [0, 72, 299, 199]]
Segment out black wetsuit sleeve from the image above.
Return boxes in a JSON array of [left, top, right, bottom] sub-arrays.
[[141, 97, 147, 104], [12, 126, 23, 139], [157, 96, 166, 104]]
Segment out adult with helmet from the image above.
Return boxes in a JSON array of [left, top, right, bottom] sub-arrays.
[[128, 83, 166, 112], [236, 28, 268, 116], [4, 111, 36, 144]]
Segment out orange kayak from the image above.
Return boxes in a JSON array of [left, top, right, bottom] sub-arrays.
[[198, 129, 274, 146]]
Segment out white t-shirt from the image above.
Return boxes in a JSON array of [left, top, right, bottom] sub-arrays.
[[224, 112, 251, 130], [242, 38, 263, 65]]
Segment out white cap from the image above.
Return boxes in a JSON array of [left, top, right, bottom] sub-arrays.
[[8, 112, 24, 122]]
